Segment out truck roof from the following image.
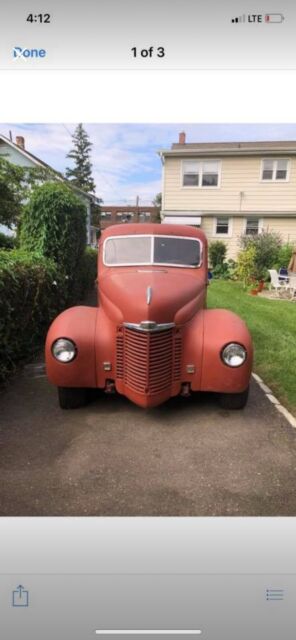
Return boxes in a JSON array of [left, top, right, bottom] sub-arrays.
[[100, 223, 207, 243]]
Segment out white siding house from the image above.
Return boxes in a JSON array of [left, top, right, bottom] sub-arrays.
[[0, 133, 96, 244], [159, 133, 296, 259]]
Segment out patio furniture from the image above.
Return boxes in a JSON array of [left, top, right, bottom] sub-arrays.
[[278, 267, 289, 283], [287, 272, 296, 299], [268, 269, 289, 296]]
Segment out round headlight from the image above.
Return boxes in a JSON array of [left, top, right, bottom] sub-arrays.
[[52, 338, 77, 363], [221, 343, 247, 367]]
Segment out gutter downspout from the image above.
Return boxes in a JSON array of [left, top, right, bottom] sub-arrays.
[[159, 151, 165, 222]]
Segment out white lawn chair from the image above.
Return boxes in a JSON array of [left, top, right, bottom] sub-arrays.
[[287, 272, 296, 299], [268, 269, 289, 296]]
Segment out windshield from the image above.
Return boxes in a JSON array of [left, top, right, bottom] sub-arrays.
[[103, 235, 201, 267]]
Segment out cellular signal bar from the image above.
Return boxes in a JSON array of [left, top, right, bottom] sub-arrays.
[[231, 14, 246, 23]]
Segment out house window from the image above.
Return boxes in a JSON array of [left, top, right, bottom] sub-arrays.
[[139, 212, 151, 222], [201, 161, 219, 186], [116, 212, 134, 223], [183, 160, 220, 187], [183, 161, 199, 186], [261, 159, 289, 181], [245, 217, 260, 235], [215, 216, 230, 235], [101, 211, 112, 219]]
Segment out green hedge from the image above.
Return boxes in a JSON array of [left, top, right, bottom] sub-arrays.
[[0, 248, 97, 382], [68, 246, 98, 304], [1, 183, 98, 382], [79, 247, 98, 295], [20, 182, 87, 302]]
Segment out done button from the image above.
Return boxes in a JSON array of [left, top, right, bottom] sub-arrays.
[[13, 46, 47, 59]]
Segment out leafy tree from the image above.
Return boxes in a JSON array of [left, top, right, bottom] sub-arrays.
[[0, 157, 26, 228], [239, 230, 282, 279], [152, 192, 162, 208], [0, 156, 59, 229], [209, 240, 227, 267], [20, 182, 87, 281], [151, 193, 162, 222], [273, 243, 294, 271], [65, 124, 96, 193], [91, 201, 102, 228]]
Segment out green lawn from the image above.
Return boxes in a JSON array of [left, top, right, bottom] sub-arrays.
[[207, 280, 296, 415]]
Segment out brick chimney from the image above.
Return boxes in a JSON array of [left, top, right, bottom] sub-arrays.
[[16, 136, 25, 150], [179, 131, 186, 145]]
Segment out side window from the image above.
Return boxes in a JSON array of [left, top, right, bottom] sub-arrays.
[[139, 212, 151, 222], [245, 217, 260, 235], [101, 211, 112, 219], [215, 216, 230, 235], [183, 160, 220, 187], [261, 159, 289, 181], [183, 161, 200, 186], [116, 212, 134, 223], [201, 161, 219, 186]]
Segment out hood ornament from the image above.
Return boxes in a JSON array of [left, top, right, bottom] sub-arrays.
[[146, 286, 152, 305]]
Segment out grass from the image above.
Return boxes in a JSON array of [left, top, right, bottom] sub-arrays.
[[207, 280, 296, 414]]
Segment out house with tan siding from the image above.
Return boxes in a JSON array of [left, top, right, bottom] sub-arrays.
[[159, 133, 296, 259]]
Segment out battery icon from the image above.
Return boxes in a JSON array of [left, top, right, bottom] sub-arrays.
[[265, 13, 285, 23]]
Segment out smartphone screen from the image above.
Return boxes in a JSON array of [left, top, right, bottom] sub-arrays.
[[0, 1, 296, 638]]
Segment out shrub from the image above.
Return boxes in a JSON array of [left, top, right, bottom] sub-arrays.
[[212, 262, 230, 279], [273, 243, 294, 271], [79, 247, 98, 293], [209, 241, 227, 268], [211, 259, 238, 280], [19, 182, 87, 295], [235, 245, 257, 287], [227, 259, 238, 277], [0, 247, 98, 383], [70, 247, 98, 303], [239, 230, 282, 280], [0, 250, 66, 382]]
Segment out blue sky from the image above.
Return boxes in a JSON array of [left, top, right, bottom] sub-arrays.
[[2, 123, 296, 204]]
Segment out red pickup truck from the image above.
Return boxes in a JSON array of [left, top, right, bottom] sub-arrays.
[[46, 224, 252, 410]]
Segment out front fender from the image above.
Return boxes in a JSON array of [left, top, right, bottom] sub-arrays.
[[45, 306, 98, 387], [199, 309, 253, 393]]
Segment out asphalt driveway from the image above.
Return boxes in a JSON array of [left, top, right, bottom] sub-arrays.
[[0, 362, 296, 516]]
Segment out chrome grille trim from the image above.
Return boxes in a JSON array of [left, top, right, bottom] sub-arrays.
[[123, 321, 175, 333]]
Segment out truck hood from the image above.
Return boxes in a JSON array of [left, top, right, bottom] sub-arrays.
[[99, 268, 205, 325]]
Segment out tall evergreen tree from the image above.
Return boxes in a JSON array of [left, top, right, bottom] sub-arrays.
[[65, 124, 96, 193]]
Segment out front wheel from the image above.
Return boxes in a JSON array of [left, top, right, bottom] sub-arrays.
[[219, 386, 249, 410], [58, 387, 88, 409]]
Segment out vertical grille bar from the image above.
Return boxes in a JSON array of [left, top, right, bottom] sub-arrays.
[[116, 332, 124, 379], [173, 333, 182, 381]]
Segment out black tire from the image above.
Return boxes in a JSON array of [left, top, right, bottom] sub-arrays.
[[58, 387, 88, 410], [219, 385, 249, 410]]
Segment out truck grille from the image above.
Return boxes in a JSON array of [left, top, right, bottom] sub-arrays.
[[116, 327, 181, 395]]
